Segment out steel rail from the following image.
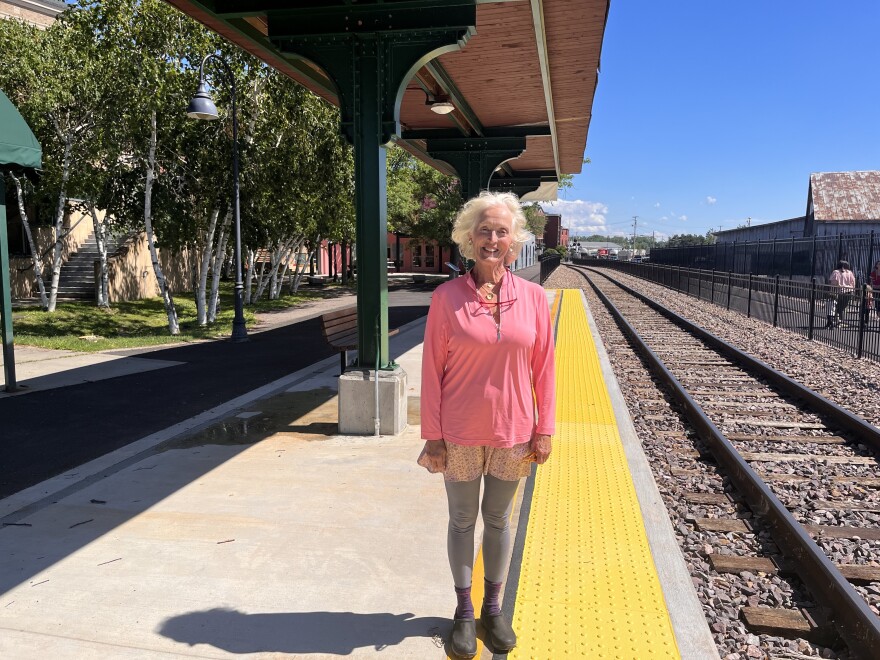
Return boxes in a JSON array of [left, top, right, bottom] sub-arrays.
[[584, 267, 880, 453], [575, 266, 880, 659]]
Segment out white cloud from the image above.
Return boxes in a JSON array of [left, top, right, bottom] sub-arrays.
[[680, 215, 688, 222], [653, 202, 661, 208], [540, 199, 608, 236], [706, 196, 717, 205], [660, 216, 668, 221]]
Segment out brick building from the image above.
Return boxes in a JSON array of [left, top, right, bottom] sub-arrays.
[[0, 0, 65, 28]]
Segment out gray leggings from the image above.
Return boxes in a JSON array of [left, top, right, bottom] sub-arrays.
[[444, 474, 521, 587]]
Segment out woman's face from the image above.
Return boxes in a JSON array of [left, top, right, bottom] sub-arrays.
[[471, 205, 514, 269]]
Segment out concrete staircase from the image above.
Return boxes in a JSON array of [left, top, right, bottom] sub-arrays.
[[55, 232, 127, 301]]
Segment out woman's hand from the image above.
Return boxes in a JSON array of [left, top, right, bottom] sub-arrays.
[[530, 434, 552, 464], [419, 440, 447, 473]]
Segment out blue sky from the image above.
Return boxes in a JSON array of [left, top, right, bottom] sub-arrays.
[[542, 1, 880, 241]]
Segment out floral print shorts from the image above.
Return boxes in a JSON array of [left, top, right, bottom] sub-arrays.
[[443, 440, 534, 482]]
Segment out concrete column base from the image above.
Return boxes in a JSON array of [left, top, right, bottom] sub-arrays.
[[338, 366, 407, 436]]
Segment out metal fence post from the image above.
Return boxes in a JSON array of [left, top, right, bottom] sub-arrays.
[[810, 235, 817, 280], [857, 284, 868, 358], [789, 238, 795, 279], [711, 269, 716, 305], [678, 265, 682, 293], [772, 274, 780, 327], [837, 233, 843, 263], [808, 277, 816, 340], [747, 273, 753, 318], [727, 271, 732, 310]]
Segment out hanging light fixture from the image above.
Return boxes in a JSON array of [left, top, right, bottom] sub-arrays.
[[424, 89, 455, 115]]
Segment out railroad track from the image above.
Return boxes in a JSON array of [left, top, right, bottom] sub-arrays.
[[571, 265, 880, 659]]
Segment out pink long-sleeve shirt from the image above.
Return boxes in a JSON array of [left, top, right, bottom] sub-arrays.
[[420, 272, 556, 447]]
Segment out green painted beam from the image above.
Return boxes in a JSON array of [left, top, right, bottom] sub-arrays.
[[402, 126, 552, 140], [267, 3, 477, 39], [215, 0, 479, 18], [424, 136, 526, 200], [214, 0, 515, 16]]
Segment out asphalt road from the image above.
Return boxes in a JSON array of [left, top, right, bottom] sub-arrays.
[[0, 290, 432, 499]]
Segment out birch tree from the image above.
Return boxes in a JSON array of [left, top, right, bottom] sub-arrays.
[[0, 14, 112, 311], [6, 173, 48, 309]]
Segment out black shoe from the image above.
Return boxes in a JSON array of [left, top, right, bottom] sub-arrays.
[[450, 618, 477, 658], [480, 605, 517, 652]]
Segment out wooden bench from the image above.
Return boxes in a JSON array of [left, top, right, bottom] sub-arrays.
[[320, 306, 399, 374]]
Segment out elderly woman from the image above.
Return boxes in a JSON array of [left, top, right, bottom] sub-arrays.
[[418, 191, 556, 657]]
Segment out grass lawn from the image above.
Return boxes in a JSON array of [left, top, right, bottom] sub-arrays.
[[12, 282, 353, 352]]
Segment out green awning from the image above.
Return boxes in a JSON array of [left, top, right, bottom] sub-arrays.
[[0, 88, 41, 172]]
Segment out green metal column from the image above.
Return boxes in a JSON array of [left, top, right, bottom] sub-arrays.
[[270, 1, 476, 368], [0, 182, 17, 391], [352, 37, 390, 367]]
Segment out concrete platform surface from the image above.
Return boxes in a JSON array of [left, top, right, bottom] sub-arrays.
[[1, 317, 457, 659]]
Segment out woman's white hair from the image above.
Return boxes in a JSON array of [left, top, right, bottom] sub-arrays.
[[451, 191, 530, 261]]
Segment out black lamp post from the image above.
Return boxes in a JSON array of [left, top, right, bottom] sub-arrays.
[[187, 54, 247, 342]]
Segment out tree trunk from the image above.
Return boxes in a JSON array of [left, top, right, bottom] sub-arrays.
[[196, 207, 220, 326], [8, 173, 48, 310], [253, 246, 274, 302], [208, 209, 231, 324], [268, 237, 297, 300], [245, 248, 256, 304], [46, 131, 74, 312], [290, 244, 315, 294], [144, 110, 179, 335], [341, 240, 348, 285], [87, 202, 110, 307]]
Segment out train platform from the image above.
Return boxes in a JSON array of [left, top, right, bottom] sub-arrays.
[[0, 287, 718, 659]]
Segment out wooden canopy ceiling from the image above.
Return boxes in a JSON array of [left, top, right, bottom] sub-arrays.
[[164, 0, 609, 199]]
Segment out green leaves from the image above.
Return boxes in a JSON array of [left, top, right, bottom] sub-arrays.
[[386, 145, 460, 243]]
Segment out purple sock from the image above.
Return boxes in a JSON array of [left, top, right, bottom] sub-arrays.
[[454, 585, 474, 620], [483, 579, 503, 616]]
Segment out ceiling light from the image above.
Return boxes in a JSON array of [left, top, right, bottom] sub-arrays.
[[430, 100, 455, 115], [423, 89, 455, 115]]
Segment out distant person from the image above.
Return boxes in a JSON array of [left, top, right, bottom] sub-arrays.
[[869, 261, 880, 320], [418, 191, 556, 658], [827, 260, 856, 327]]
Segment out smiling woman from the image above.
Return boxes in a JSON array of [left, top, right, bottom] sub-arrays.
[[418, 191, 556, 657]]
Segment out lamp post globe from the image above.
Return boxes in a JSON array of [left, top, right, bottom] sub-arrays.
[[186, 82, 219, 121], [187, 54, 248, 342]]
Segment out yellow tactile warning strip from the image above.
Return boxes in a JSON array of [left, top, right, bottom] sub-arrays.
[[509, 289, 680, 659]]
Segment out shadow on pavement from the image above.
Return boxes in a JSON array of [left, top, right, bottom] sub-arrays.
[[1, 304, 429, 499], [0, 385, 339, 598], [157, 608, 449, 655]]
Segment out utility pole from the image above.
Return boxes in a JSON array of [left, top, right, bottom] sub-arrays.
[[632, 215, 638, 250], [747, 217, 751, 227]]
